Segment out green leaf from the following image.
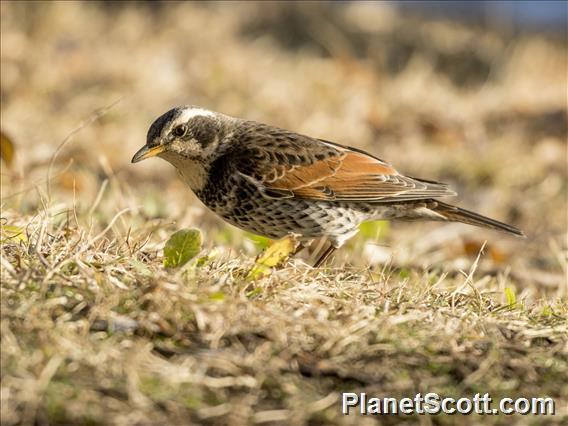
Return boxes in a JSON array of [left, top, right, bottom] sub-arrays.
[[504, 287, 516, 307], [163, 229, 202, 268]]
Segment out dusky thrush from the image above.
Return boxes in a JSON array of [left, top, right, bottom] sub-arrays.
[[132, 106, 524, 266]]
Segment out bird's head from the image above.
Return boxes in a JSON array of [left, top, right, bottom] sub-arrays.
[[132, 106, 227, 166]]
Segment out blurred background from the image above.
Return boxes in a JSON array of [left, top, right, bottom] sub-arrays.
[[1, 3, 567, 425], [1, 1, 566, 294]]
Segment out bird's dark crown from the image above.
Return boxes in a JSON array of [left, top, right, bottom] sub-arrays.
[[146, 107, 182, 147], [146, 106, 221, 146]]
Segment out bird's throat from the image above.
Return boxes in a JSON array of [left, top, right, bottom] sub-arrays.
[[160, 153, 208, 192]]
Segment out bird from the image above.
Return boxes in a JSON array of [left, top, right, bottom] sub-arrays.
[[132, 106, 524, 267]]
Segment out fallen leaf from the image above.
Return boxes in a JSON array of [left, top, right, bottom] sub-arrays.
[[1, 225, 27, 243], [57, 171, 85, 192], [0, 130, 15, 168], [163, 228, 202, 268], [463, 239, 507, 264], [247, 235, 298, 280]]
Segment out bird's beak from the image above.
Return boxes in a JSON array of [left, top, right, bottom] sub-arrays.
[[131, 145, 165, 163]]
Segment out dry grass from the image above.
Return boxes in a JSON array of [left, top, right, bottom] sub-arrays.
[[1, 2, 567, 425]]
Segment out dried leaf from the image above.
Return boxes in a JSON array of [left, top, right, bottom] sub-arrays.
[[0, 130, 15, 168], [247, 235, 298, 280], [464, 239, 507, 263], [57, 171, 85, 192]]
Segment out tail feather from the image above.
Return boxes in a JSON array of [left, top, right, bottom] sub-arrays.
[[432, 201, 525, 237]]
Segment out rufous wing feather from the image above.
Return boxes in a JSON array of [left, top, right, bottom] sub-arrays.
[[265, 148, 455, 202]]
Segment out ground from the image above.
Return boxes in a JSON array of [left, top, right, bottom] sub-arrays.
[[1, 2, 567, 425]]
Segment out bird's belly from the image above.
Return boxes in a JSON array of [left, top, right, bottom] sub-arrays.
[[206, 197, 370, 242]]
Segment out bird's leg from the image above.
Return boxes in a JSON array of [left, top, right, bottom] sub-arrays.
[[313, 245, 337, 268], [288, 237, 313, 260], [291, 242, 306, 257]]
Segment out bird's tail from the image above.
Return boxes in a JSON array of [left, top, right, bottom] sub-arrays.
[[432, 201, 525, 237]]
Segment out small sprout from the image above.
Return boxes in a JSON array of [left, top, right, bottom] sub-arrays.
[[246, 287, 263, 298], [130, 259, 152, 277], [504, 287, 516, 307], [195, 247, 220, 267], [163, 228, 202, 269], [208, 291, 225, 302]]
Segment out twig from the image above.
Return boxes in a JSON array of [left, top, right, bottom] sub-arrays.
[[88, 179, 109, 218], [46, 98, 122, 202], [86, 206, 139, 249]]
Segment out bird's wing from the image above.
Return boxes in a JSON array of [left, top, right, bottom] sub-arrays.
[[233, 122, 455, 203]]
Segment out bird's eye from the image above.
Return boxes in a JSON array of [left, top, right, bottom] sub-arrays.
[[172, 125, 187, 138]]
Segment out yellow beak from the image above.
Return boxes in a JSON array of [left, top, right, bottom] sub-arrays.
[[131, 145, 165, 163]]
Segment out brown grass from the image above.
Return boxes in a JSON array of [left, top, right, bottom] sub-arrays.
[[1, 2, 567, 425]]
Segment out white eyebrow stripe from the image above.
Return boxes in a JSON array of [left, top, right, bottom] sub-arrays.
[[178, 108, 215, 122]]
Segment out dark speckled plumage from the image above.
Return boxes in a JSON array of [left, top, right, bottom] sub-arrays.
[[132, 106, 524, 265]]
